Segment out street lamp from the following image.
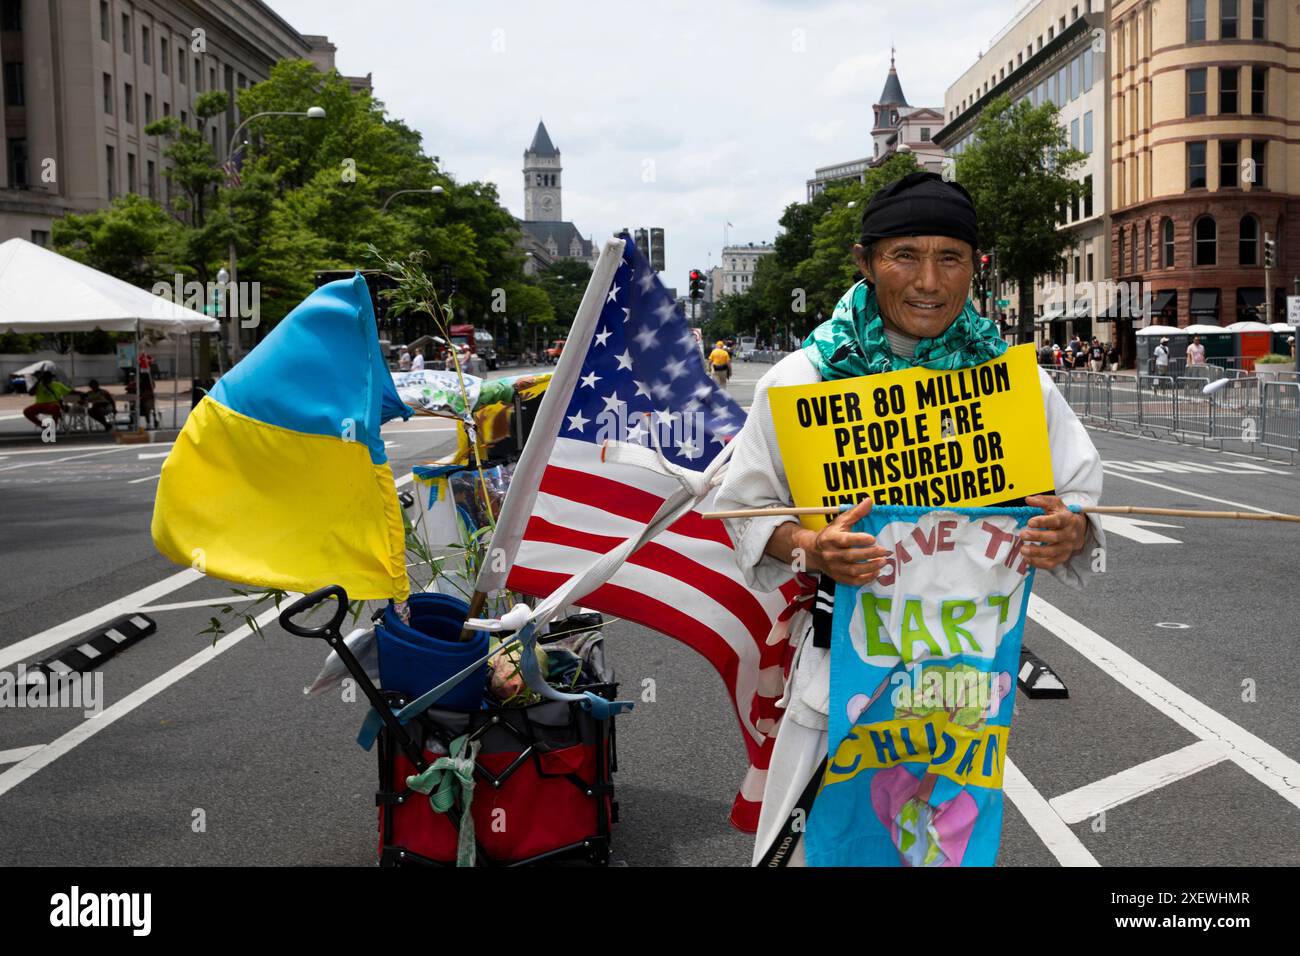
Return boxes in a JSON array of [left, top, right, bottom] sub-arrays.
[[381, 185, 444, 213], [223, 107, 326, 362]]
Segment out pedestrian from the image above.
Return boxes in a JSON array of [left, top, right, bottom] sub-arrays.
[[1053, 343, 1063, 367], [714, 170, 1103, 867], [1152, 336, 1170, 389], [709, 340, 732, 389], [1186, 335, 1205, 366], [23, 369, 70, 429], [1107, 343, 1119, 371], [398, 348, 412, 372], [411, 347, 425, 372], [1088, 337, 1105, 372]]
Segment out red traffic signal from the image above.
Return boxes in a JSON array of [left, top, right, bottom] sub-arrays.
[[689, 270, 702, 281], [979, 255, 991, 268]]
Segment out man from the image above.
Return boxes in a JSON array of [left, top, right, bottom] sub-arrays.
[[1153, 336, 1170, 381], [1186, 335, 1206, 366], [411, 347, 426, 372], [79, 379, 117, 431], [1089, 336, 1106, 372], [23, 369, 70, 428], [398, 348, 412, 372], [713, 171, 1104, 866], [709, 340, 732, 389], [1107, 342, 1120, 371]]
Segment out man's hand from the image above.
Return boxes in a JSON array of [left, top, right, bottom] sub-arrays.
[[792, 498, 890, 587], [1020, 494, 1088, 570]]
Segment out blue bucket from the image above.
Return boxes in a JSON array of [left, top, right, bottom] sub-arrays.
[[374, 593, 488, 710]]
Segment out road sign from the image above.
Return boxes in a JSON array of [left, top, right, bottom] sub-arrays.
[[997, 299, 1010, 308], [1287, 295, 1300, 327]]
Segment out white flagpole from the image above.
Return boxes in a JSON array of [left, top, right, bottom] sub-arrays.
[[471, 237, 626, 597]]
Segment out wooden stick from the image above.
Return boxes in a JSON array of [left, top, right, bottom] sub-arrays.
[[700, 504, 1300, 523]]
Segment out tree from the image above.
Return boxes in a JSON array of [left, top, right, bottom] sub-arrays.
[[537, 258, 592, 334], [955, 95, 1087, 343], [52, 193, 180, 287]]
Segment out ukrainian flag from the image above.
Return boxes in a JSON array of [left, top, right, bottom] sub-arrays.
[[152, 274, 413, 600]]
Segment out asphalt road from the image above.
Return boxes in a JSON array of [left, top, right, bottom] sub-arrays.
[[1, 359, 1298, 866]]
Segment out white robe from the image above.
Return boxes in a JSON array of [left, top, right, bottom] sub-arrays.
[[712, 350, 1106, 866]]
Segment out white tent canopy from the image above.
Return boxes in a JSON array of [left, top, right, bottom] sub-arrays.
[[0, 237, 219, 335]]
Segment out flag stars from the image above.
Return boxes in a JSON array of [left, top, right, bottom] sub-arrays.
[[601, 391, 624, 414], [650, 380, 671, 400], [664, 357, 687, 381], [653, 408, 675, 428], [633, 326, 659, 350], [580, 371, 601, 389], [566, 410, 590, 433], [615, 350, 634, 370], [607, 282, 621, 303], [594, 327, 612, 347], [633, 380, 652, 399]]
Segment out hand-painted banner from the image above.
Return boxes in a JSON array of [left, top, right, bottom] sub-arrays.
[[806, 505, 1038, 867], [768, 344, 1053, 530]]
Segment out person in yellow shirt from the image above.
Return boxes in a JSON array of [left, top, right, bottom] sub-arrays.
[[708, 341, 732, 389], [23, 370, 71, 428]]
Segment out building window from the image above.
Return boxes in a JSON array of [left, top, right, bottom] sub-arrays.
[[1058, 66, 1067, 103], [1250, 139, 1266, 188], [1220, 140, 1239, 188], [1188, 141, 1207, 188], [30, 229, 48, 246], [1194, 216, 1217, 265], [1145, 222, 1152, 271], [102, 72, 113, 114], [7, 137, 27, 187], [3, 61, 23, 105], [1253, 0, 1266, 38], [163, 101, 170, 116], [1, 0, 21, 31], [1221, 0, 1238, 39], [142, 25, 150, 64], [123, 82, 133, 123], [181, 109, 188, 126], [1163, 218, 1175, 267], [160, 37, 168, 74], [1117, 230, 1126, 274], [100, 0, 109, 42], [1082, 48, 1093, 91], [1251, 66, 1266, 114], [1219, 67, 1238, 113], [920, 128, 931, 142], [121, 12, 129, 52], [1087, 252, 1094, 281], [1071, 56, 1080, 101], [1071, 117, 1080, 150], [127, 152, 136, 194], [1131, 225, 1139, 274], [194, 57, 201, 89], [1240, 215, 1259, 264], [1084, 174, 1093, 217], [144, 92, 153, 123], [1083, 110, 1093, 153], [1188, 0, 1207, 40], [1187, 68, 1207, 115], [178, 47, 186, 83], [147, 159, 156, 200], [209, 66, 215, 90], [106, 145, 116, 199]]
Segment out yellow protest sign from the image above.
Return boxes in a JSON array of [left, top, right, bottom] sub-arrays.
[[769, 343, 1053, 529]]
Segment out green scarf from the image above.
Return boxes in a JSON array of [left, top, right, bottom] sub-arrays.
[[803, 280, 1007, 380]]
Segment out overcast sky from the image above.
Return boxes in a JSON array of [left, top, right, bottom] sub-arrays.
[[267, 0, 1021, 288]]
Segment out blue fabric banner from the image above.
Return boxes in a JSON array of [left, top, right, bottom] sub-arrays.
[[806, 505, 1039, 867]]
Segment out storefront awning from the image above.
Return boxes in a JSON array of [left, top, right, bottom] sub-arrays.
[[1237, 287, 1265, 310], [1036, 305, 1066, 324], [1151, 290, 1177, 318], [1190, 289, 1220, 317]]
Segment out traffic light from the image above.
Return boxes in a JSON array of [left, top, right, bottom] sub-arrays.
[[1263, 237, 1276, 268], [689, 269, 705, 300], [979, 254, 991, 278]]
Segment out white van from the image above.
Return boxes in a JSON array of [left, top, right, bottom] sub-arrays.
[[738, 336, 757, 361]]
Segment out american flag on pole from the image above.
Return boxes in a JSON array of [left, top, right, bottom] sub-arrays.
[[478, 234, 808, 831], [222, 143, 246, 189]]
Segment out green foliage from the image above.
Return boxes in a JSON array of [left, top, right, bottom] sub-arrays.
[[536, 258, 590, 333], [1256, 353, 1293, 364], [52, 193, 181, 287], [955, 96, 1087, 340]]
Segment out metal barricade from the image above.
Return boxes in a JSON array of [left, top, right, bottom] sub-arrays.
[[1136, 375, 1177, 433], [1173, 377, 1213, 440], [1206, 377, 1259, 446], [1107, 373, 1141, 431], [1260, 381, 1300, 455], [1084, 372, 1111, 422]]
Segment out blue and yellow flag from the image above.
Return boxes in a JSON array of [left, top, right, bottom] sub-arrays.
[[152, 274, 413, 600]]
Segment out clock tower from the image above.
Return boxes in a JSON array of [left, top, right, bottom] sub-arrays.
[[523, 120, 562, 222]]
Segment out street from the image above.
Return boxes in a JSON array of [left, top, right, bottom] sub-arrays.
[[1, 359, 1297, 867]]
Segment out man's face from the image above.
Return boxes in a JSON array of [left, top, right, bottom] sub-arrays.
[[863, 235, 974, 339]]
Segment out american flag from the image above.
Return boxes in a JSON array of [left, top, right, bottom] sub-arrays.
[[222, 143, 245, 189], [500, 234, 808, 831]]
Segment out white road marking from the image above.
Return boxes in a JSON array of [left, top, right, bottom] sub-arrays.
[[1100, 470, 1279, 514], [137, 451, 170, 460], [1003, 758, 1101, 867], [0, 568, 202, 670], [0, 605, 284, 799], [0, 446, 135, 471], [1096, 515, 1182, 545], [1028, 595, 1300, 813], [126, 472, 161, 484], [0, 440, 175, 457], [1049, 741, 1227, 824], [0, 745, 45, 766], [135, 596, 257, 613]]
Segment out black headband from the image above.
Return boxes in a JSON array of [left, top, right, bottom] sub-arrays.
[[859, 171, 979, 250]]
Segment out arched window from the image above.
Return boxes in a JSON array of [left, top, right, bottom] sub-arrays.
[[1239, 215, 1259, 265], [1117, 228, 1126, 274], [1144, 221, 1152, 271], [1131, 225, 1139, 273], [1162, 218, 1175, 267], [1194, 216, 1217, 265]]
